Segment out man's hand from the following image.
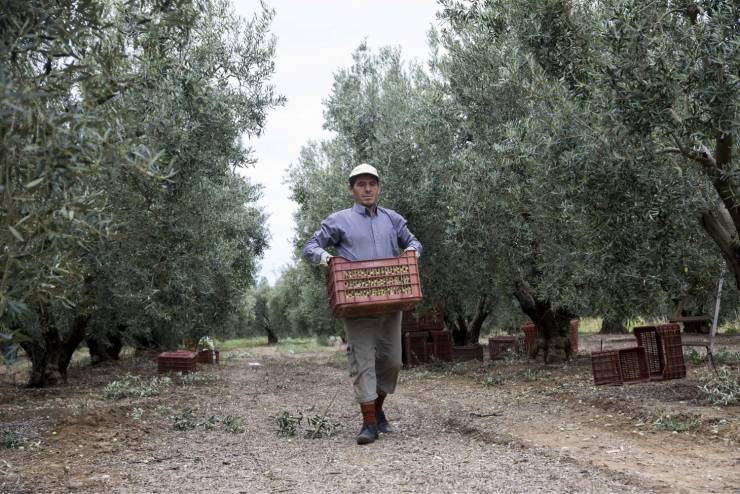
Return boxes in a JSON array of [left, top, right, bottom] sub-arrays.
[[404, 247, 420, 258], [320, 251, 333, 267]]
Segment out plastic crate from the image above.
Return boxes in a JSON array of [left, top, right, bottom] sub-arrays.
[[418, 311, 445, 331], [633, 326, 663, 378], [618, 347, 650, 384], [328, 251, 423, 318], [402, 310, 420, 332], [591, 350, 623, 386], [196, 350, 220, 364], [430, 330, 453, 361], [158, 351, 197, 374], [452, 344, 484, 361], [569, 319, 579, 353], [521, 321, 537, 353], [634, 324, 686, 380], [655, 324, 686, 380], [488, 336, 519, 360], [403, 331, 429, 367]]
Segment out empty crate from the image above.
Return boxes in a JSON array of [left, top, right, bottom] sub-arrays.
[[403, 331, 429, 367], [634, 324, 685, 380], [591, 350, 623, 386], [617, 347, 650, 384], [328, 251, 423, 318], [196, 350, 220, 364], [488, 336, 519, 360], [158, 351, 197, 374], [430, 330, 453, 362]]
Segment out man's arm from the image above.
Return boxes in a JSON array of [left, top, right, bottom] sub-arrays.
[[395, 216, 423, 257], [303, 215, 341, 265]]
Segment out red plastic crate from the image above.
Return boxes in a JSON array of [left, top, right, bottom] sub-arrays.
[[591, 350, 622, 386], [618, 347, 650, 384], [452, 344, 484, 361], [403, 331, 429, 367], [158, 351, 197, 374], [633, 326, 663, 378], [634, 324, 686, 380], [569, 319, 579, 353], [430, 330, 453, 361], [655, 324, 686, 380], [328, 251, 423, 318], [196, 350, 220, 364], [488, 336, 519, 360], [521, 321, 537, 353], [402, 310, 420, 332]]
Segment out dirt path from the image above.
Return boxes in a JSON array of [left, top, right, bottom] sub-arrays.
[[1, 345, 738, 493]]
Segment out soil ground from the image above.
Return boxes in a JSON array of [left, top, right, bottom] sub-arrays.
[[1, 334, 739, 493]]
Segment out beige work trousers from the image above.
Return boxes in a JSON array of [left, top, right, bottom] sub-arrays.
[[342, 311, 403, 403]]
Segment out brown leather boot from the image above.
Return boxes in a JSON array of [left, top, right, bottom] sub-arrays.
[[357, 401, 378, 445], [375, 391, 391, 433]]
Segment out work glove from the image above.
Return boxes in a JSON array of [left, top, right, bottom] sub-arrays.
[[404, 247, 420, 258], [320, 251, 333, 267]]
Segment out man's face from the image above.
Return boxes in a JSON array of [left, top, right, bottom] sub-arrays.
[[349, 174, 380, 208]]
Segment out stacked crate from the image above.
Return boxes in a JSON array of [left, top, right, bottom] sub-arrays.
[[633, 324, 686, 380], [591, 323, 685, 386], [521, 319, 579, 354]]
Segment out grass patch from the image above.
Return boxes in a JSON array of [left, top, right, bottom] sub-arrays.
[[1, 430, 24, 449], [218, 338, 270, 351], [276, 338, 326, 354], [271, 410, 303, 436], [653, 413, 702, 432], [698, 366, 740, 406], [102, 374, 172, 400], [180, 371, 221, 385]]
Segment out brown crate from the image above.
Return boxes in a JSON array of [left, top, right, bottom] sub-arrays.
[[452, 344, 484, 361], [328, 251, 422, 318], [569, 319, 579, 353], [618, 347, 650, 384], [196, 350, 220, 364], [591, 350, 622, 386], [488, 336, 519, 360], [521, 321, 537, 353], [634, 324, 686, 380], [656, 324, 686, 380], [634, 326, 663, 378], [403, 331, 429, 367], [401, 310, 420, 332], [158, 351, 197, 374], [430, 331, 453, 362]]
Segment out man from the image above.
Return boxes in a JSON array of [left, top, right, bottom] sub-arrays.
[[303, 163, 422, 445]]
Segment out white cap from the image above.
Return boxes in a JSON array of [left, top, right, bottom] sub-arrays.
[[349, 163, 379, 180]]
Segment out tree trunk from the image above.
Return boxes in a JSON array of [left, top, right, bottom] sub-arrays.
[[19, 311, 89, 388], [513, 280, 574, 363], [700, 134, 740, 290], [600, 317, 627, 334], [263, 322, 278, 345], [444, 296, 489, 346], [87, 325, 125, 364]]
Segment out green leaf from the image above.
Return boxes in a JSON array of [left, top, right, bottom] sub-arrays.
[[8, 226, 24, 242], [24, 177, 45, 189]]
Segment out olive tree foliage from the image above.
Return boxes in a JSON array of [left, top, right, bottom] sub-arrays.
[[285, 46, 489, 342], [1, 0, 280, 386], [0, 0, 196, 384], [434, 0, 735, 358], [95, 1, 278, 351]]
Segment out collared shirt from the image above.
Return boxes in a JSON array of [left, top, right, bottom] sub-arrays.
[[303, 203, 423, 264]]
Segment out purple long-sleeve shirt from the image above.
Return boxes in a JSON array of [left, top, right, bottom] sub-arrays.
[[303, 203, 423, 264]]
